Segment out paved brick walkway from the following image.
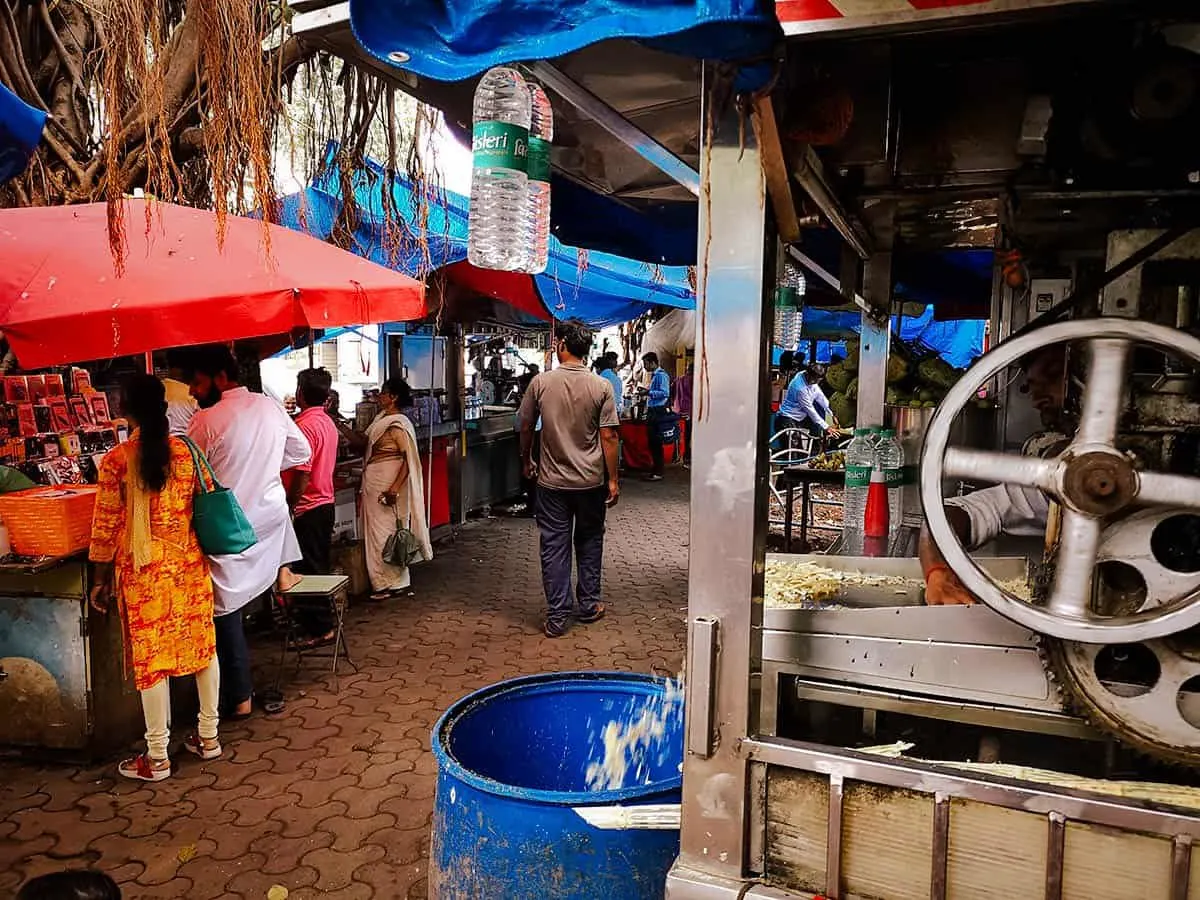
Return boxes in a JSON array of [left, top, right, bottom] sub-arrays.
[[0, 473, 690, 899]]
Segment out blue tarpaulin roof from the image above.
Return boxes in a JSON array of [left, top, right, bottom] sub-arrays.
[[0, 84, 46, 186], [277, 154, 694, 328], [782, 305, 986, 370], [348, 0, 780, 85]]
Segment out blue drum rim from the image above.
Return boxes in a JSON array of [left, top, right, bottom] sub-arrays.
[[432, 670, 684, 806]]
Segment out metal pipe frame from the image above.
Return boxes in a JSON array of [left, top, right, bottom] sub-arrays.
[[667, 62, 772, 894], [526, 61, 700, 197], [791, 146, 872, 260]]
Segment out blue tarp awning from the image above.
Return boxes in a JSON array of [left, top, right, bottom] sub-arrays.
[[783, 305, 986, 370], [0, 84, 46, 186], [348, 0, 780, 85], [277, 153, 694, 328]]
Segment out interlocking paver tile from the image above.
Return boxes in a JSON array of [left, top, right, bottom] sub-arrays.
[[1, 473, 689, 898], [302, 843, 387, 892]]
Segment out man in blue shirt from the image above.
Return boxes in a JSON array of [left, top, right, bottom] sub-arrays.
[[595, 354, 624, 411], [640, 352, 671, 481], [777, 363, 832, 439]]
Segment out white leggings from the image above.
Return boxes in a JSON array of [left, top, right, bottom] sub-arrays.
[[139, 656, 220, 760]]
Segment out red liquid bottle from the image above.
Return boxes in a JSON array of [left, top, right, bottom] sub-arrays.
[[863, 467, 890, 557]]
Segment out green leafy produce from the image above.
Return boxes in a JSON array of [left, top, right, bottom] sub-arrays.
[[846, 377, 858, 401], [843, 345, 860, 371], [885, 387, 900, 405], [909, 399, 922, 408], [826, 362, 854, 393], [830, 391, 855, 426], [917, 388, 937, 403], [886, 353, 909, 384], [922, 401, 937, 409], [916, 357, 960, 391]]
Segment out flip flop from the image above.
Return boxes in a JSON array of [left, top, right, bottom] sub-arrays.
[[259, 689, 286, 715]]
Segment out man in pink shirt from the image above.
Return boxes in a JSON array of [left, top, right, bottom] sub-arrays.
[[286, 368, 341, 646]]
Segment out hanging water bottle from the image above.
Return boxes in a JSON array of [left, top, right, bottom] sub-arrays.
[[469, 67, 531, 272], [524, 81, 553, 275], [773, 261, 806, 350]]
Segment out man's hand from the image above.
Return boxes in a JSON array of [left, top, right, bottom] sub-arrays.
[[606, 477, 620, 507], [89, 583, 110, 614], [925, 566, 975, 606], [523, 458, 538, 481]]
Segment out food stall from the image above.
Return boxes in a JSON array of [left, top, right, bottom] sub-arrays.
[[286, 1, 1200, 894], [0, 198, 426, 756], [673, 6, 1200, 897]]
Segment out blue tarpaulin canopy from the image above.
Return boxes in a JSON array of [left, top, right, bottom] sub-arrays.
[[0, 84, 46, 186], [348, 0, 780, 85], [277, 153, 694, 328], [780, 305, 986, 370]]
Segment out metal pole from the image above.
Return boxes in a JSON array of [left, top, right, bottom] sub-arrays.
[[856, 253, 893, 429], [668, 63, 771, 895]]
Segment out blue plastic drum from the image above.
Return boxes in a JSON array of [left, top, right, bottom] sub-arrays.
[[430, 671, 683, 899]]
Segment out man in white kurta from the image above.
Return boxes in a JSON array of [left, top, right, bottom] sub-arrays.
[[188, 353, 311, 716]]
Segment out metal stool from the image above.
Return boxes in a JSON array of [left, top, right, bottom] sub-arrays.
[[273, 574, 356, 691]]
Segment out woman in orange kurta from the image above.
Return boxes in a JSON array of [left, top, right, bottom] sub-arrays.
[[89, 375, 221, 782]]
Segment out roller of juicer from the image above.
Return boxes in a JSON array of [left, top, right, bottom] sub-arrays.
[[921, 319, 1200, 644]]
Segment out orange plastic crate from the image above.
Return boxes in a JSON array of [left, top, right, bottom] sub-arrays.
[[0, 486, 99, 557]]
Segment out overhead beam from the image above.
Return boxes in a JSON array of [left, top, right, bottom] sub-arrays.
[[527, 61, 701, 197], [751, 95, 801, 244], [264, 1, 349, 49], [792, 145, 873, 260], [786, 246, 873, 319]]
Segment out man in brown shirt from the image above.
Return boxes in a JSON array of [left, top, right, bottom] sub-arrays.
[[519, 319, 621, 638]]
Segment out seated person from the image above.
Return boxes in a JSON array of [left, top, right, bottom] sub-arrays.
[[920, 344, 1067, 605]]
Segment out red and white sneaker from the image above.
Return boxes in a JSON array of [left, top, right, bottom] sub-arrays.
[[118, 754, 171, 782], [183, 733, 222, 760]]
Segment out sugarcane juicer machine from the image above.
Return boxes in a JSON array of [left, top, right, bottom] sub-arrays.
[[765, 232, 1200, 768]]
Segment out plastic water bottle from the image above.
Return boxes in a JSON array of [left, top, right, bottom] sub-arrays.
[[774, 262, 806, 349], [525, 81, 553, 275], [877, 428, 905, 549], [469, 67, 531, 271], [841, 428, 873, 556]]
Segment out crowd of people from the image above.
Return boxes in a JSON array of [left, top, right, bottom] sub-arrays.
[[86, 345, 432, 783]]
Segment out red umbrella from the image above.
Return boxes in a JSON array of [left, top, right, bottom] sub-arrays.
[[0, 199, 426, 368]]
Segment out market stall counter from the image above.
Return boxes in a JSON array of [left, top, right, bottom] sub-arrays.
[[463, 408, 523, 512], [0, 554, 143, 757], [619, 417, 685, 471]]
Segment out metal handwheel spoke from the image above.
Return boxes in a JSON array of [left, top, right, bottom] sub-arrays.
[[922, 319, 1200, 643], [1073, 338, 1131, 446], [1136, 472, 1200, 510], [943, 448, 1061, 493], [1046, 510, 1101, 620]]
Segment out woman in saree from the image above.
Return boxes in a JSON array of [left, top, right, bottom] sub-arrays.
[[340, 376, 432, 600], [89, 375, 221, 782]]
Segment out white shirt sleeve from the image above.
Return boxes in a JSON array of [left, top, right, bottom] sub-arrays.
[[280, 408, 312, 471], [945, 484, 1050, 549]]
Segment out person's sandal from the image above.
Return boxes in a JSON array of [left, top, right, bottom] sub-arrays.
[[118, 754, 171, 782], [183, 733, 222, 761], [576, 603, 606, 624]]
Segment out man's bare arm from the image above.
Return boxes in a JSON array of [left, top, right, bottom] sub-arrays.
[[600, 426, 620, 506]]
